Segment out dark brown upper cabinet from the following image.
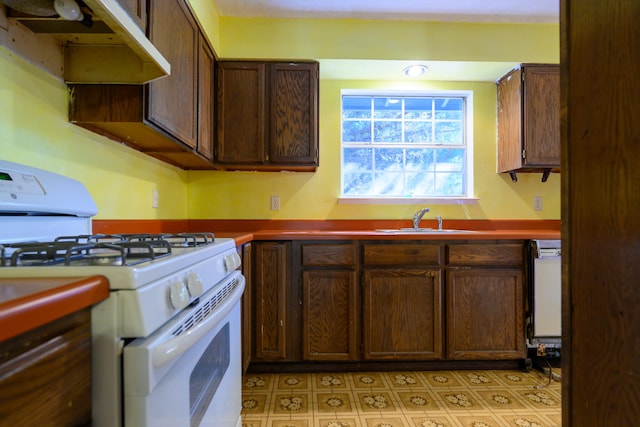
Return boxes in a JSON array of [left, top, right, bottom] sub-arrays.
[[69, 0, 216, 170], [216, 61, 319, 172], [117, 0, 147, 30], [497, 64, 560, 182]]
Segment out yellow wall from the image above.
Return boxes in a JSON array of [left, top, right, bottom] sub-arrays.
[[0, 49, 188, 219], [1, 11, 561, 221], [187, 0, 222, 52], [215, 18, 558, 63]]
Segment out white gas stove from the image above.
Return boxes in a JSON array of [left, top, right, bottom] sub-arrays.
[[0, 159, 244, 427]]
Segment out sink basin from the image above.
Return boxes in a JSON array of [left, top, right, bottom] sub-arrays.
[[376, 228, 477, 234]]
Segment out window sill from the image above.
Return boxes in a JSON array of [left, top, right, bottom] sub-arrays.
[[338, 197, 479, 205]]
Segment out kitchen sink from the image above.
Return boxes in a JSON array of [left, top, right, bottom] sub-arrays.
[[376, 228, 478, 234]]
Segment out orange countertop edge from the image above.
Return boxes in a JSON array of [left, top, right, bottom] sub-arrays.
[[93, 219, 561, 243], [0, 276, 110, 342]]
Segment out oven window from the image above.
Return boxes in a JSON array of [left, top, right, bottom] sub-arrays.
[[190, 322, 230, 427]]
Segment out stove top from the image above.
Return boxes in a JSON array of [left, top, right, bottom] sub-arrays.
[[1, 233, 216, 267], [0, 233, 238, 291]]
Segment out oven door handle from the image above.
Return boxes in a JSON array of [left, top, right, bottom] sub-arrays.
[[152, 273, 245, 367]]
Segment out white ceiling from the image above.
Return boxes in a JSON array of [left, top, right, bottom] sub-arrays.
[[213, 0, 559, 81], [214, 0, 559, 24]]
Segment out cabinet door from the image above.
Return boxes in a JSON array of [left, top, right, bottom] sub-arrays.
[[497, 67, 524, 172], [362, 269, 442, 360], [522, 65, 560, 167], [197, 34, 214, 160], [217, 62, 267, 164], [302, 270, 358, 361], [253, 242, 289, 360], [497, 64, 560, 173], [147, 0, 198, 148], [116, 0, 146, 30], [446, 268, 525, 360], [0, 311, 92, 426], [269, 62, 319, 165]]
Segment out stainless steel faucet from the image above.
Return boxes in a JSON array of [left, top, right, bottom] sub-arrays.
[[413, 208, 430, 229]]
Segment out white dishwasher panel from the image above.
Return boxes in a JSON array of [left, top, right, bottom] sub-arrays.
[[533, 256, 562, 338]]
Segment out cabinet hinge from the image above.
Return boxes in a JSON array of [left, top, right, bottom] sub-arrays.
[[522, 149, 526, 159]]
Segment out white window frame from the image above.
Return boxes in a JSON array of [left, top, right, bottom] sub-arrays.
[[338, 89, 477, 205]]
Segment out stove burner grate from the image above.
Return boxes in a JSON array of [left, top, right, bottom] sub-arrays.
[[160, 232, 216, 248], [0, 232, 217, 267], [1, 239, 172, 267]]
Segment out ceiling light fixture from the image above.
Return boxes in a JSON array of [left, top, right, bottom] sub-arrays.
[[403, 64, 429, 77]]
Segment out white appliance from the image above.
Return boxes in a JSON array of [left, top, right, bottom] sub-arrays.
[[0, 159, 244, 427], [528, 239, 562, 353]]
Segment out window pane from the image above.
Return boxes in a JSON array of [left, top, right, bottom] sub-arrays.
[[436, 172, 464, 195], [405, 98, 433, 119], [373, 121, 402, 142], [374, 148, 403, 171], [373, 97, 402, 119], [406, 148, 435, 171], [435, 148, 464, 171], [343, 173, 372, 195], [373, 172, 403, 195], [434, 121, 463, 144], [343, 148, 373, 171], [406, 172, 436, 195], [405, 121, 433, 143], [343, 97, 371, 119], [343, 121, 371, 142], [435, 98, 463, 120]]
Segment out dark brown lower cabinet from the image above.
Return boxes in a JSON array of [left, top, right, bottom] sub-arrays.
[[253, 241, 291, 361], [250, 239, 526, 367], [0, 310, 92, 426], [446, 268, 525, 360], [302, 270, 358, 360], [362, 269, 443, 360]]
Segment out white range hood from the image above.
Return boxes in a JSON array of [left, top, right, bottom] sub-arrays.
[[0, 0, 170, 84]]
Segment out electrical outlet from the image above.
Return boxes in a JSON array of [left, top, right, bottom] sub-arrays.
[[271, 195, 280, 211], [534, 196, 543, 211], [152, 190, 159, 209]]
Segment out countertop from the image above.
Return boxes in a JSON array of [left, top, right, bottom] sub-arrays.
[[217, 228, 561, 245], [94, 219, 561, 244], [0, 276, 110, 342]]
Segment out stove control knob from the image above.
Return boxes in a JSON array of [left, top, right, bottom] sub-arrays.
[[169, 280, 190, 310], [187, 272, 204, 297], [224, 252, 242, 273]]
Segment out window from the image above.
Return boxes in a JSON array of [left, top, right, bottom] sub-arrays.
[[340, 90, 473, 202]]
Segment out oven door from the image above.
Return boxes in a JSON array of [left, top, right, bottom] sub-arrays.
[[123, 271, 244, 427]]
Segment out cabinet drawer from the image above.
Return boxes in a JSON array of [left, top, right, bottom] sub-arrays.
[[447, 243, 524, 266], [302, 244, 355, 267], [363, 244, 441, 266]]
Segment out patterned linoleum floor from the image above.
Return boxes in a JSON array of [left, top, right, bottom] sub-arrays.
[[241, 369, 562, 427]]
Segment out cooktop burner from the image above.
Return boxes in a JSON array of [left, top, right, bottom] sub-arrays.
[[0, 232, 217, 267]]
